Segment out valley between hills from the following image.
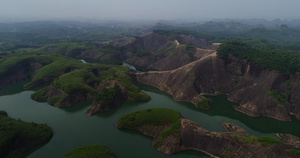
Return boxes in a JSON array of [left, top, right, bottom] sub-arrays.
[[1, 21, 300, 157]]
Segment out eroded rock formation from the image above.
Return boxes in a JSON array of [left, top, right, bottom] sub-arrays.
[[136, 52, 300, 121], [119, 117, 300, 157]]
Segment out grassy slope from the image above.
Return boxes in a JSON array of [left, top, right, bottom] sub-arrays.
[[52, 68, 99, 95], [0, 111, 52, 158]]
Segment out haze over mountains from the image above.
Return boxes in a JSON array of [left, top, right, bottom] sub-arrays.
[[1, 0, 300, 22]]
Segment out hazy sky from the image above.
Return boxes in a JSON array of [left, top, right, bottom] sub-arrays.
[[1, 0, 300, 21]]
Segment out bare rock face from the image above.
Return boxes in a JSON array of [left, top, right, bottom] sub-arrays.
[[136, 53, 299, 121], [121, 118, 300, 157], [277, 133, 300, 146], [291, 73, 300, 119], [179, 120, 297, 158], [176, 34, 209, 49]]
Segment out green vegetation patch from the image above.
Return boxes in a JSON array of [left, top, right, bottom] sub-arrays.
[[64, 144, 116, 158], [154, 140, 165, 148], [31, 87, 47, 102], [288, 149, 300, 156], [99, 66, 150, 102], [24, 54, 85, 89], [154, 48, 165, 54], [159, 118, 181, 138], [0, 51, 54, 77], [117, 108, 180, 128], [136, 49, 151, 57], [52, 68, 99, 95], [267, 90, 288, 104], [196, 98, 210, 110], [128, 91, 151, 102], [241, 135, 281, 147], [167, 49, 178, 57], [0, 112, 52, 158], [95, 84, 120, 105], [217, 41, 300, 74], [117, 108, 182, 150]]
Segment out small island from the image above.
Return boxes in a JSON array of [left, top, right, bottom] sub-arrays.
[[64, 144, 116, 158], [116, 108, 300, 158], [0, 110, 53, 158]]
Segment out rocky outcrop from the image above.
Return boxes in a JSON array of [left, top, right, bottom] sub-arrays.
[[277, 133, 300, 146], [290, 73, 300, 120], [136, 52, 299, 121], [43, 85, 94, 107], [179, 120, 298, 158], [119, 117, 300, 157]]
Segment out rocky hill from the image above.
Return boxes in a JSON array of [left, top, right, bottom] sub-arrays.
[[63, 31, 300, 121], [116, 108, 300, 157], [135, 50, 300, 121]]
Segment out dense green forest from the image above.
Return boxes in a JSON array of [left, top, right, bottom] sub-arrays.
[[153, 22, 300, 74], [217, 40, 300, 74], [0, 111, 52, 158]]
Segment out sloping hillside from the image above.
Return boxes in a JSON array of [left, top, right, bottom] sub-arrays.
[[136, 51, 300, 121]]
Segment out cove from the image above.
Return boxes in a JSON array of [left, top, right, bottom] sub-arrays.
[[0, 84, 299, 158]]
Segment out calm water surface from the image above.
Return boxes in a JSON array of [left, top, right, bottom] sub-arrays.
[[0, 83, 299, 158]]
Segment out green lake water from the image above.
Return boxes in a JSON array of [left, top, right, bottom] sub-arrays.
[[0, 83, 300, 158]]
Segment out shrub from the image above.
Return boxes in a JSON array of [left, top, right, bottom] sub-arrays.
[[136, 50, 150, 57], [154, 140, 165, 148], [288, 149, 300, 156], [267, 90, 288, 104], [196, 98, 210, 110], [31, 87, 47, 102]]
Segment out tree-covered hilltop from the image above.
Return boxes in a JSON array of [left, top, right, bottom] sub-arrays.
[[0, 111, 52, 158], [216, 40, 300, 74], [0, 50, 150, 113], [116, 108, 181, 149]]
